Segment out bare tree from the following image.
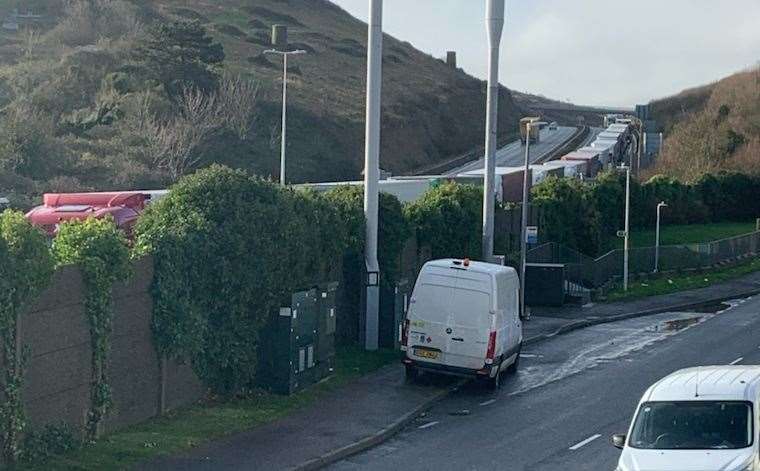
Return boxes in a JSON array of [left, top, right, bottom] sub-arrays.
[[217, 74, 259, 140], [146, 86, 220, 181]]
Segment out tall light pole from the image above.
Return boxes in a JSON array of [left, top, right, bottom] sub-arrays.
[[362, 0, 383, 351], [482, 0, 505, 262], [620, 164, 631, 291], [519, 122, 531, 319], [265, 49, 307, 186], [654, 201, 668, 273]]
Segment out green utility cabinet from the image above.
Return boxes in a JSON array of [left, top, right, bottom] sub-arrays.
[[257, 283, 338, 395]]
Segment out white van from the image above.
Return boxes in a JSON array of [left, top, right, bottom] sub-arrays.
[[613, 366, 760, 471], [401, 259, 522, 388]]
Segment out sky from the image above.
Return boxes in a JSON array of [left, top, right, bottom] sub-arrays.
[[331, 0, 760, 107]]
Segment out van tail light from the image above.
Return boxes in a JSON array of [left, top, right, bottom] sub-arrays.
[[401, 319, 410, 347], [485, 331, 496, 364]]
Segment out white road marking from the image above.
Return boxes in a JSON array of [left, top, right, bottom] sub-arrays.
[[479, 399, 497, 406], [418, 421, 439, 430], [730, 357, 744, 365], [520, 353, 542, 358], [569, 434, 601, 451]]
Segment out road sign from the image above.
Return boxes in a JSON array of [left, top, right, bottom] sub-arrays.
[[617, 230, 627, 238], [526, 226, 538, 244]]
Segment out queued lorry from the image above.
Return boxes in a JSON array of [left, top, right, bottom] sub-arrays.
[[520, 117, 541, 145]]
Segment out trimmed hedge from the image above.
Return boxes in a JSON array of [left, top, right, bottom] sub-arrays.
[[134, 166, 354, 395], [405, 182, 483, 260]]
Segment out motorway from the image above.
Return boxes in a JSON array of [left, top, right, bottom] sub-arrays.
[[447, 126, 577, 175], [330, 296, 760, 471]]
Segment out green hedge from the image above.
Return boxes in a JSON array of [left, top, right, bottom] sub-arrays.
[[533, 170, 760, 256], [405, 182, 483, 260], [134, 166, 353, 395]]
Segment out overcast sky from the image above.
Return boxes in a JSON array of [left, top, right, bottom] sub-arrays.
[[331, 0, 760, 107]]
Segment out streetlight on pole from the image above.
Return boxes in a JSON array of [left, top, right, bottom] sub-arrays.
[[619, 163, 631, 291], [481, 0, 505, 263], [654, 201, 668, 273], [362, 0, 383, 351], [264, 48, 307, 186], [519, 122, 531, 320]]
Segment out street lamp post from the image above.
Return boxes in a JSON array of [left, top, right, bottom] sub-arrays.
[[654, 201, 668, 273], [362, 0, 383, 351], [264, 49, 307, 186], [482, 0, 505, 262], [519, 122, 531, 320], [620, 164, 631, 291]]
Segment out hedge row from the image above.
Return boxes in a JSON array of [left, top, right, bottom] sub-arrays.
[[533, 170, 760, 256]]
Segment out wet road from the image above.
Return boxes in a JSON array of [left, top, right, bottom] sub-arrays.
[[330, 297, 760, 471]]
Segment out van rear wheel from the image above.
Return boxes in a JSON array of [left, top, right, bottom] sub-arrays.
[[508, 345, 522, 374], [486, 366, 502, 390], [404, 365, 418, 383]]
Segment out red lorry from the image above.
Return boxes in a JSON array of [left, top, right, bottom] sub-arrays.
[[25, 192, 152, 237]]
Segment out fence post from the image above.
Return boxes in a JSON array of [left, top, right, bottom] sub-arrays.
[[756, 218, 760, 232]]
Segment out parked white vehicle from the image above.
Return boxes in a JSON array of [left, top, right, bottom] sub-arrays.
[[401, 259, 522, 389], [613, 366, 760, 471]]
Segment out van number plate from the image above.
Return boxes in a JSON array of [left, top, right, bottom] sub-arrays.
[[413, 349, 439, 360]]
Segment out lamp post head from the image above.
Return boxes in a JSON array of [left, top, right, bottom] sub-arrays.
[[659, 201, 668, 208]]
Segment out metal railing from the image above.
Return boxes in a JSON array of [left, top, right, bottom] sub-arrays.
[[527, 231, 760, 292]]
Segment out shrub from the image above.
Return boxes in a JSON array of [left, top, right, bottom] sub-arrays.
[[405, 182, 482, 260], [134, 166, 351, 394], [532, 176, 601, 255], [20, 423, 80, 465], [0, 211, 53, 464], [52, 216, 131, 439]]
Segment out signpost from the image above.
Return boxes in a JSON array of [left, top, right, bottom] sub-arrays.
[[526, 226, 538, 245]]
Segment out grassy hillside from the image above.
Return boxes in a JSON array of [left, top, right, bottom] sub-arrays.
[[651, 66, 760, 182], [0, 0, 523, 206]]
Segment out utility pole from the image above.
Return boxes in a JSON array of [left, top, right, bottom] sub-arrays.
[[655, 201, 668, 273], [362, 0, 383, 351], [481, 0, 505, 262], [519, 122, 531, 320], [264, 48, 307, 185], [623, 164, 631, 291]]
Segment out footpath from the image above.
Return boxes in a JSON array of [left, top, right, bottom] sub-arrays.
[[139, 271, 760, 471]]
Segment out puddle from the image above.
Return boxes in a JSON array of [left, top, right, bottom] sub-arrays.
[[691, 302, 731, 313]]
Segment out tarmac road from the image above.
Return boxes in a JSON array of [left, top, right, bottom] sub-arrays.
[[447, 126, 577, 176], [330, 297, 760, 471]]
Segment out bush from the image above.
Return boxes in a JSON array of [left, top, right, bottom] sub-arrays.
[[52, 216, 131, 439], [134, 166, 351, 395], [0, 210, 54, 463], [405, 182, 482, 260], [20, 423, 80, 465], [532, 177, 601, 255]]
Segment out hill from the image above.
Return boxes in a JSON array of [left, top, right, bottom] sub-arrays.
[[650, 66, 760, 181], [0, 0, 523, 206]]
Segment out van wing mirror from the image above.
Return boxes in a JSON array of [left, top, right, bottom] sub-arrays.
[[611, 434, 626, 449]]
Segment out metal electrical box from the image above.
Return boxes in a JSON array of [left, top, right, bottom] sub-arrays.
[[257, 283, 338, 395], [379, 278, 411, 349]]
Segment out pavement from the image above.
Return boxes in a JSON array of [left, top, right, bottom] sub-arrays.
[[447, 126, 577, 175], [137, 270, 760, 471]]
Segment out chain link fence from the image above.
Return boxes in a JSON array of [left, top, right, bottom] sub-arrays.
[[527, 231, 760, 292]]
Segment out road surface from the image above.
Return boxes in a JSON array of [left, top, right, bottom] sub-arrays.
[[330, 297, 760, 471], [447, 126, 577, 176]]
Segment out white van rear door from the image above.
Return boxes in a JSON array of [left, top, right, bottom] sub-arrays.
[[406, 271, 455, 363], [444, 276, 492, 370]]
